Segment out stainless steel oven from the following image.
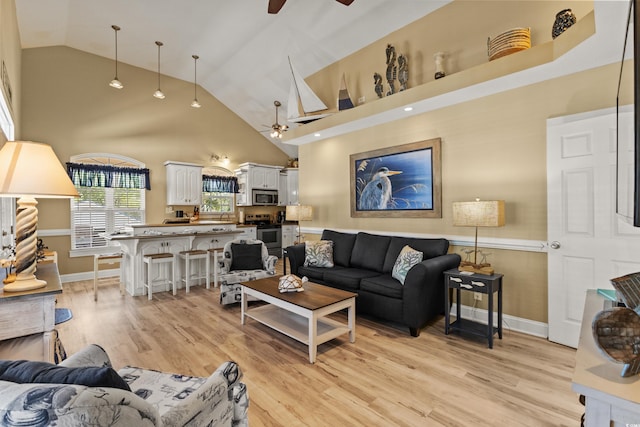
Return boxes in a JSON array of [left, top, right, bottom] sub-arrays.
[[256, 225, 282, 257]]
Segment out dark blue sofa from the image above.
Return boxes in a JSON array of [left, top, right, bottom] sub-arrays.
[[285, 230, 461, 337]]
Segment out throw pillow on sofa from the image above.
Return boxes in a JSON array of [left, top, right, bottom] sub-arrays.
[[392, 245, 423, 285], [304, 240, 334, 268], [0, 360, 131, 391]]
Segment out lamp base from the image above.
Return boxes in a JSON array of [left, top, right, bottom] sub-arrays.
[[459, 261, 495, 276], [3, 276, 47, 292]]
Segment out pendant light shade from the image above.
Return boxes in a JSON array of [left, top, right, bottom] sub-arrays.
[[191, 54, 201, 108], [153, 41, 165, 99], [109, 25, 123, 89]]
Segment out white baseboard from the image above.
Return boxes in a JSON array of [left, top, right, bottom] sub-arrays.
[[450, 303, 548, 339]]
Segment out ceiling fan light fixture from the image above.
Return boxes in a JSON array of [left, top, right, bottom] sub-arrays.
[[191, 54, 201, 108], [109, 25, 123, 89], [269, 100, 287, 139], [153, 41, 165, 99]]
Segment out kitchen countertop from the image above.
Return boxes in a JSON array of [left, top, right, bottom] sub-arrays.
[[105, 229, 244, 241], [131, 221, 256, 228]]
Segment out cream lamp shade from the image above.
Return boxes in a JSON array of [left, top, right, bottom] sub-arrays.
[[286, 205, 313, 244], [0, 141, 79, 292], [452, 199, 505, 275], [452, 200, 505, 228], [285, 205, 313, 222]]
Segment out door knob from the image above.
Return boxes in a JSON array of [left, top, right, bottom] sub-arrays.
[[550, 241, 561, 249]]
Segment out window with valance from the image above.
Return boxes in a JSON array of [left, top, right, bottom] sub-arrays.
[[202, 175, 239, 193], [201, 168, 237, 214], [67, 155, 147, 253], [66, 162, 151, 190]]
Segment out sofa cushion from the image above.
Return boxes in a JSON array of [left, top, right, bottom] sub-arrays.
[[321, 230, 357, 267], [0, 360, 131, 391], [350, 233, 391, 273], [298, 265, 333, 281], [323, 268, 381, 291], [360, 274, 404, 299], [231, 243, 263, 271], [304, 240, 334, 267], [383, 237, 449, 273], [392, 245, 423, 285]]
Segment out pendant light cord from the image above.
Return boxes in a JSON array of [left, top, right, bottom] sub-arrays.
[[156, 41, 162, 89]]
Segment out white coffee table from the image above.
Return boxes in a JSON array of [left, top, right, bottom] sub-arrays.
[[241, 276, 357, 363]]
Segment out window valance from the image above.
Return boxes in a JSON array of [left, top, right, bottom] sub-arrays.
[[202, 175, 239, 193], [66, 162, 151, 190]]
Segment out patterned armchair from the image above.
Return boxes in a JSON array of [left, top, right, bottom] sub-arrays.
[[217, 238, 278, 305], [0, 344, 249, 426]]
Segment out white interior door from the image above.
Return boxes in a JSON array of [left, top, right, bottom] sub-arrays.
[[547, 107, 640, 348]]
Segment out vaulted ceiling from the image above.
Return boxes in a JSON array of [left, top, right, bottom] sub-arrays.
[[14, 0, 450, 156]]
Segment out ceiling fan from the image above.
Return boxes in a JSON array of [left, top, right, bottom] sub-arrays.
[[264, 100, 288, 139], [268, 0, 354, 14]]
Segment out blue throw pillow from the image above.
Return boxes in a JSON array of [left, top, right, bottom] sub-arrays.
[[0, 360, 131, 391]]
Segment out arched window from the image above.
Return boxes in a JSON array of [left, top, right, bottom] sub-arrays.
[[201, 166, 236, 215], [68, 153, 147, 253]]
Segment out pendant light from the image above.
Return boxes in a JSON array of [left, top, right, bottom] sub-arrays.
[[109, 25, 123, 89], [190, 54, 201, 108], [153, 41, 165, 99]]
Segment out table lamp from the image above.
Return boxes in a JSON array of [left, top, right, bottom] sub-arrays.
[[0, 141, 78, 292], [452, 199, 505, 275], [286, 205, 313, 244]]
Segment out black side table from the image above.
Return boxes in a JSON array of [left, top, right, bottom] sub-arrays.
[[443, 268, 503, 348]]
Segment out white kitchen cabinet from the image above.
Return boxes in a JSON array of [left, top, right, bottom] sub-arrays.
[[237, 226, 257, 240], [235, 171, 249, 206], [281, 224, 297, 249], [278, 168, 299, 206], [165, 161, 203, 205], [250, 166, 279, 189], [235, 163, 282, 206]]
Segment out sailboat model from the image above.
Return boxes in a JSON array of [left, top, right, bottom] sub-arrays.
[[287, 57, 332, 124]]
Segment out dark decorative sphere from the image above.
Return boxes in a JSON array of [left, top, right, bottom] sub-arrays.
[[552, 9, 577, 39]]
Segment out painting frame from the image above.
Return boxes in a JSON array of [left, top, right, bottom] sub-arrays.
[[350, 138, 442, 218]]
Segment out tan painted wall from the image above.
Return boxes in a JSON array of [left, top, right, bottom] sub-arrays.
[[20, 46, 289, 275]]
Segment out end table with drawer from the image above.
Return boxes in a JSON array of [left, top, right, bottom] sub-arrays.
[[443, 268, 503, 348]]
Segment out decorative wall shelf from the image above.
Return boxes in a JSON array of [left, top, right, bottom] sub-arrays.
[[283, 9, 602, 146]]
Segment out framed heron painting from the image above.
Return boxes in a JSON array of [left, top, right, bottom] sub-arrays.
[[350, 138, 442, 218]]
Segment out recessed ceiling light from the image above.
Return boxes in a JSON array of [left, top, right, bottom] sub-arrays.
[[314, 133, 321, 137], [404, 106, 413, 112]]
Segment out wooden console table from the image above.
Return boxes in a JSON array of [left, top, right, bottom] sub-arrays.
[[572, 290, 640, 426], [0, 263, 62, 361]]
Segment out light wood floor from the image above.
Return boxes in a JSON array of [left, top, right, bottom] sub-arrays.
[[55, 272, 583, 426]]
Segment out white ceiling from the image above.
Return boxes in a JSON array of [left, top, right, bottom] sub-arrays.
[[14, 0, 450, 157]]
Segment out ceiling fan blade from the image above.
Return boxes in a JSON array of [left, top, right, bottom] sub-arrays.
[[336, 0, 354, 5], [268, 0, 287, 14]]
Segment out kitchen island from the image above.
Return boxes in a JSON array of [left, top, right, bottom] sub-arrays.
[[107, 222, 256, 296]]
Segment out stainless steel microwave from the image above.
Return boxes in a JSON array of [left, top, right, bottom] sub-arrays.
[[252, 189, 278, 206]]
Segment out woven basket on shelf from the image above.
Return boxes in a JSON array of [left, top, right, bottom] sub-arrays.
[[487, 27, 531, 61]]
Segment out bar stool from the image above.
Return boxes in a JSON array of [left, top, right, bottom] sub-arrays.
[[143, 253, 175, 300], [208, 247, 224, 287], [178, 250, 210, 292], [93, 253, 124, 301]]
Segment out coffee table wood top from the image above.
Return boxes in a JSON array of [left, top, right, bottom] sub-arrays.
[[241, 276, 357, 310]]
